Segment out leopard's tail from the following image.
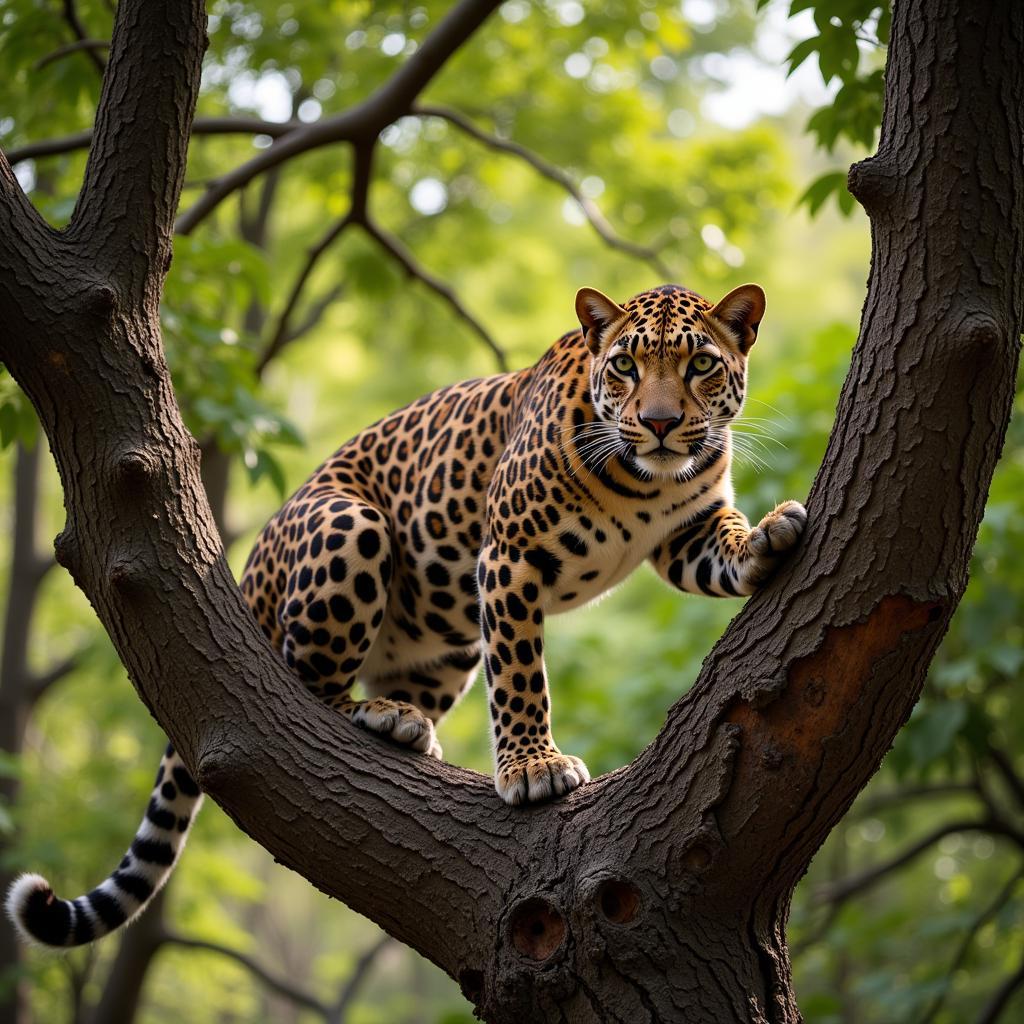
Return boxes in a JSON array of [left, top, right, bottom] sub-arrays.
[[5, 744, 202, 947]]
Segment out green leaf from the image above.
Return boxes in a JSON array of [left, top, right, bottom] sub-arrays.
[[245, 449, 288, 497], [797, 171, 848, 216], [786, 36, 821, 76]]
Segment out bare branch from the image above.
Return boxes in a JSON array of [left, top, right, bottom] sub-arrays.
[[35, 38, 109, 72], [29, 654, 83, 705], [855, 781, 979, 817], [414, 103, 674, 278], [976, 952, 1024, 1024], [327, 936, 393, 1024], [360, 216, 508, 370], [918, 864, 1024, 1024], [161, 931, 329, 1016], [61, 0, 105, 73], [4, 118, 302, 167], [175, 0, 503, 236], [256, 214, 354, 376], [815, 821, 1021, 907], [282, 282, 347, 347], [985, 741, 1024, 810]]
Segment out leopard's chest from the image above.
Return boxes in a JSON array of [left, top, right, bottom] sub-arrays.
[[532, 507, 673, 614]]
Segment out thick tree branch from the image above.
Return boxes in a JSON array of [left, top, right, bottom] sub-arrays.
[[0, 2, 1021, 1022], [175, 0, 503, 235], [414, 104, 673, 277]]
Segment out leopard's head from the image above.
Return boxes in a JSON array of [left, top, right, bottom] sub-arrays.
[[576, 282, 763, 479]]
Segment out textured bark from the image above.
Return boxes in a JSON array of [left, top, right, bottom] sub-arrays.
[[0, 2, 1021, 1023]]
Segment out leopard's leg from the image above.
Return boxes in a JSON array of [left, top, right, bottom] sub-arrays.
[[477, 553, 589, 806], [363, 648, 481, 760], [277, 495, 438, 756], [650, 499, 807, 597]]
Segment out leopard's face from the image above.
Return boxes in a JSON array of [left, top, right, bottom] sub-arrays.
[[578, 283, 764, 479]]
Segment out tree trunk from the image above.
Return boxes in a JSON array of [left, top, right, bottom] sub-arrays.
[[0, 2, 1020, 1022]]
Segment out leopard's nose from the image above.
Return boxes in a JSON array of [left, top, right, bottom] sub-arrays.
[[638, 414, 682, 439]]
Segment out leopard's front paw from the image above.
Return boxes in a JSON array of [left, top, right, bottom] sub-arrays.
[[743, 500, 807, 589], [495, 751, 590, 806], [352, 698, 441, 758]]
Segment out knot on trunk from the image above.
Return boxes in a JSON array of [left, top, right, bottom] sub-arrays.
[[86, 283, 118, 317], [114, 447, 158, 487], [848, 155, 897, 215], [107, 555, 147, 594], [53, 527, 78, 575], [956, 312, 1004, 353]]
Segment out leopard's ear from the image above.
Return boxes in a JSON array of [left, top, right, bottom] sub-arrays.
[[575, 287, 628, 355], [708, 283, 766, 354]]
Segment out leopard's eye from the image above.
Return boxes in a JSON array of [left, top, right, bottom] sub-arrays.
[[611, 353, 636, 375], [691, 354, 716, 373]]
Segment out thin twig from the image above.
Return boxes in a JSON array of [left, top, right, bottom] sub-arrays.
[[29, 653, 83, 704], [34, 38, 109, 71], [327, 936, 393, 1024], [61, 0, 105, 73], [161, 931, 329, 1016], [917, 864, 1024, 1024], [985, 741, 1024, 811], [855, 781, 979, 817], [256, 215, 354, 375], [5, 118, 302, 166], [284, 283, 347, 346], [360, 216, 508, 371], [976, 952, 1024, 1024], [414, 103, 674, 278], [815, 820, 1020, 907]]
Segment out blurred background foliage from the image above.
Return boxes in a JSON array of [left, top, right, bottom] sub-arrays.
[[0, 1, 1021, 1022]]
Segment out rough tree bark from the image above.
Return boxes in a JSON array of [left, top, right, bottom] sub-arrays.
[[0, 2, 1021, 1022]]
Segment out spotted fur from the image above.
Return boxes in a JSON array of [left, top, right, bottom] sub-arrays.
[[7, 283, 805, 946]]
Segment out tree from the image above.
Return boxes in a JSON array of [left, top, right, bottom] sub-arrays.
[[0, 1, 1021, 1022]]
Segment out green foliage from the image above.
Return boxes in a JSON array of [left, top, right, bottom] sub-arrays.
[[0, 366, 38, 450], [769, 1, 889, 216], [1, 2, 1022, 1023], [162, 235, 301, 493]]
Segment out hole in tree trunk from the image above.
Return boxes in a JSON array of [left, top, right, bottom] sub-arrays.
[[596, 879, 642, 924], [509, 897, 566, 961]]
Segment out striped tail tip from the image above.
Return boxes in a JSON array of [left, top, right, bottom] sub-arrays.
[[6, 873, 73, 948], [5, 746, 204, 949]]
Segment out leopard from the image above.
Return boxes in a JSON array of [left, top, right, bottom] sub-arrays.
[[7, 281, 806, 947]]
